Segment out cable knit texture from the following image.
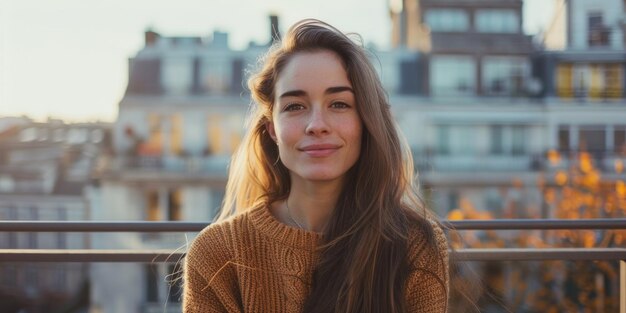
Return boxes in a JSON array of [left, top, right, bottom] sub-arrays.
[[183, 203, 449, 313]]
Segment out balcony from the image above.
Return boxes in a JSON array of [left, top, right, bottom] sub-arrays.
[[106, 155, 230, 173], [1, 219, 625, 312], [548, 150, 626, 175], [98, 155, 231, 182], [415, 153, 538, 173], [557, 87, 623, 100], [415, 150, 626, 176]]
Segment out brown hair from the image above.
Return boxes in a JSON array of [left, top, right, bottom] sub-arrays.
[[220, 19, 441, 313]]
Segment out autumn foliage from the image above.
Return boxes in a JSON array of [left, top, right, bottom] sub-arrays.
[[447, 150, 626, 312]]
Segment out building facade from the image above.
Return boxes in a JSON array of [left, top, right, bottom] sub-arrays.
[[390, 0, 626, 310], [0, 118, 110, 312], [89, 18, 283, 312]]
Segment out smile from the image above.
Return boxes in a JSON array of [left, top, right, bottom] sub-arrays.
[[300, 144, 340, 157]]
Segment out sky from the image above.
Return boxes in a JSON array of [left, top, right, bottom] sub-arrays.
[[0, 0, 554, 122]]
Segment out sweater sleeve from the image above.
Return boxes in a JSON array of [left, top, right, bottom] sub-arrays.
[[405, 220, 450, 313], [183, 222, 243, 313], [183, 264, 228, 313]]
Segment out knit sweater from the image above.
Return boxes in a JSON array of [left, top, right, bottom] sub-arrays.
[[183, 203, 449, 313]]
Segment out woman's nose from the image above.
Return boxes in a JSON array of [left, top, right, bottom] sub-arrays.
[[305, 107, 330, 135]]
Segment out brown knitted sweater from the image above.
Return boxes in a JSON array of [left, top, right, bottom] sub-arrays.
[[183, 203, 449, 312]]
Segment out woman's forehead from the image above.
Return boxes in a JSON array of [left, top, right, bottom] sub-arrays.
[[275, 50, 351, 95]]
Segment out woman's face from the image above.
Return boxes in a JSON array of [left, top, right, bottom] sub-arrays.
[[267, 50, 362, 185]]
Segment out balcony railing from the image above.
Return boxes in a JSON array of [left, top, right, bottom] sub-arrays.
[[104, 155, 231, 175], [414, 150, 626, 174], [1, 219, 625, 311]]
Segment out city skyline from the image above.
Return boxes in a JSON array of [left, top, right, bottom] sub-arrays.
[[0, 0, 553, 122]]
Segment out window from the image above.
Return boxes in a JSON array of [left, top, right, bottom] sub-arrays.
[[170, 114, 183, 156], [490, 125, 504, 155], [436, 125, 450, 155], [485, 188, 503, 212], [53, 267, 66, 291], [91, 129, 104, 143], [431, 56, 476, 96], [588, 13, 603, 29], [572, 64, 589, 97], [161, 57, 193, 95], [590, 64, 623, 98], [447, 191, 459, 212], [211, 189, 225, 219], [25, 267, 37, 288], [614, 126, 626, 154], [67, 128, 88, 144], [511, 126, 526, 155], [200, 58, 232, 93], [167, 190, 182, 221], [602, 64, 622, 98], [425, 9, 469, 32], [139, 114, 163, 156], [146, 190, 161, 221], [205, 113, 243, 156], [230, 58, 245, 94], [558, 126, 570, 152], [2, 265, 17, 286], [556, 63, 573, 98], [207, 115, 222, 155], [145, 189, 182, 222], [578, 126, 606, 152], [453, 126, 475, 154], [0, 175, 15, 193], [53, 129, 66, 142], [588, 12, 610, 47], [19, 128, 37, 142], [476, 10, 519, 33], [145, 264, 159, 302], [482, 57, 529, 96], [557, 63, 623, 99]]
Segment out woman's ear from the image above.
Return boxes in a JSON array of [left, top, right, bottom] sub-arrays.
[[266, 121, 277, 143]]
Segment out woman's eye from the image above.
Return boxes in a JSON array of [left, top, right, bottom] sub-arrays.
[[284, 103, 305, 111], [331, 101, 350, 109]]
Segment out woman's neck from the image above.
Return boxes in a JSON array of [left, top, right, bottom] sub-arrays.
[[283, 178, 343, 233]]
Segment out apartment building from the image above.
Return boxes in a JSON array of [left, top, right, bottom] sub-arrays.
[[0, 118, 110, 312], [389, 0, 546, 217], [89, 17, 284, 313]]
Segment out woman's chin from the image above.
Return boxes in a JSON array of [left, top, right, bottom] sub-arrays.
[[293, 170, 346, 184]]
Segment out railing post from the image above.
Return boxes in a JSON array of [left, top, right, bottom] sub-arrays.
[[621, 260, 625, 313]]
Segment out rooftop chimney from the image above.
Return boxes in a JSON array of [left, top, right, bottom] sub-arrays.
[[145, 30, 160, 47], [270, 15, 280, 45]]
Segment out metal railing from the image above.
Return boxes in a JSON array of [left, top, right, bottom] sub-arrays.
[[1, 218, 626, 311], [1, 219, 626, 261]]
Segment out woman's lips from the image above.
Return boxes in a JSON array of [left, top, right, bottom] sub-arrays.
[[300, 144, 340, 157]]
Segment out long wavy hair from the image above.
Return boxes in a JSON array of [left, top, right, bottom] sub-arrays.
[[219, 19, 440, 313]]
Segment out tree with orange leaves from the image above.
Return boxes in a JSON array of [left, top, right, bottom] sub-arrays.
[[447, 149, 626, 312]]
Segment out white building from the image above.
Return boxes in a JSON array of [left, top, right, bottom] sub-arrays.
[[89, 19, 278, 312], [544, 0, 625, 51], [0, 118, 110, 312]]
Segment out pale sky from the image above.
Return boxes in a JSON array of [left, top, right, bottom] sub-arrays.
[[0, 0, 553, 122]]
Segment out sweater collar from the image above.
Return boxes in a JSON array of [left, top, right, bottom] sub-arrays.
[[248, 202, 323, 251]]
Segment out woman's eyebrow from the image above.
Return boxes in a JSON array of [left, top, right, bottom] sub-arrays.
[[325, 86, 354, 95], [278, 86, 354, 99], [279, 90, 306, 99]]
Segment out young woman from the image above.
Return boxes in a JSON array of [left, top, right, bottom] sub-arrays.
[[183, 19, 449, 313]]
